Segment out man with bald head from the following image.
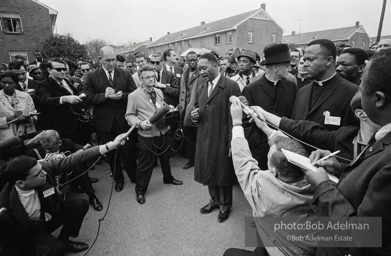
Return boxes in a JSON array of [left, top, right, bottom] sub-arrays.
[[376, 38, 391, 52], [84, 46, 138, 192]]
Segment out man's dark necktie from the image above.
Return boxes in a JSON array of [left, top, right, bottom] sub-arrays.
[[246, 76, 250, 85], [108, 71, 113, 85], [156, 72, 160, 82], [148, 91, 156, 105], [170, 66, 173, 73]]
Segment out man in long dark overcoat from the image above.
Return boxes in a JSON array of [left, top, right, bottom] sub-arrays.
[[191, 53, 240, 223]]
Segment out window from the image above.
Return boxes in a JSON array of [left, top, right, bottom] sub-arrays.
[[1, 13, 23, 33], [227, 32, 232, 44], [181, 41, 185, 48], [351, 41, 355, 47], [8, 51, 28, 62], [362, 41, 366, 49], [248, 32, 254, 44], [215, 34, 220, 45], [271, 34, 277, 43]]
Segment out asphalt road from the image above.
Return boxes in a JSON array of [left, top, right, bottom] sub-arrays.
[[61, 154, 254, 256]]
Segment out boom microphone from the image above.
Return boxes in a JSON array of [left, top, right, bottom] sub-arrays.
[[0, 136, 22, 151], [149, 105, 171, 124]]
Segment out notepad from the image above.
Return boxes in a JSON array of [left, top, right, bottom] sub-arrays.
[[281, 148, 339, 184]]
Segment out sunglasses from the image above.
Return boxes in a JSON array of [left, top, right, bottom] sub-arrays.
[[150, 61, 160, 65], [81, 69, 90, 72], [54, 68, 67, 72]]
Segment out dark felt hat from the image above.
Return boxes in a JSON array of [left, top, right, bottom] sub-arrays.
[[261, 44, 291, 65], [237, 49, 257, 63]]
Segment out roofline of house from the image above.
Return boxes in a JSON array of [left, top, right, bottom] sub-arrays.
[[31, 0, 58, 15], [147, 28, 236, 48]]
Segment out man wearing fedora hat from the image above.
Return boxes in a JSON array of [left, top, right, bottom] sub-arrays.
[[230, 49, 262, 91], [292, 39, 358, 131], [241, 43, 297, 170]]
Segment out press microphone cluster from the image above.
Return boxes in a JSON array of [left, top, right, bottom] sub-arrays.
[[147, 105, 171, 125]]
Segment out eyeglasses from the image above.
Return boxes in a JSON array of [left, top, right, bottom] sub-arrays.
[[142, 76, 155, 80], [81, 69, 90, 72], [1, 81, 15, 86], [150, 61, 160, 65], [53, 68, 67, 72]]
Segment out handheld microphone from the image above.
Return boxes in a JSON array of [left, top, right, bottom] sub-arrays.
[[229, 96, 264, 121], [0, 136, 22, 151], [148, 105, 171, 124]]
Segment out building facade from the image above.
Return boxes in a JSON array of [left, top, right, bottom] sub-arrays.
[[0, 0, 57, 63], [147, 4, 283, 58]]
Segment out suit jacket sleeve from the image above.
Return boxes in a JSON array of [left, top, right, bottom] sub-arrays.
[[37, 83, 61, 107], [84, 72, 106, 105], [162, 72, 180, 99]]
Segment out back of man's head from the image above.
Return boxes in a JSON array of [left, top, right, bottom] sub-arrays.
[[270, 137, 307, 181], [364, 49, 391, 98], [40, 130, 61, 151], [1, 156, 37, 184], [199, 53, 218, 64]]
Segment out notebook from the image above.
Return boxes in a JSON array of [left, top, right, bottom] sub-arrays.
[[281, 148, 339, 184]]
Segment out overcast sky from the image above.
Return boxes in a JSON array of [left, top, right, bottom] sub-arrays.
[[38, 0, 390, 45]]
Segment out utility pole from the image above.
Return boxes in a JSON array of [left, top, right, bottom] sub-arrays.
[[376, 0, 387, 42]]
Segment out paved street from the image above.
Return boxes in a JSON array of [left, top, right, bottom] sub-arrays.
[[66, 154, 254, 256]]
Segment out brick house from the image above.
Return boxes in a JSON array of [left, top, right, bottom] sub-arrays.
[[0, 0, 57, 63], [117, 39, 152, 59], [147, 4, 283, 57], [283, 21, 370, 50]]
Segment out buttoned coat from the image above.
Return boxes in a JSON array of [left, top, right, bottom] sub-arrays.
[[84, 67, 137, 133], [193, 75, 240, 186], [292, 74, 359, 130]]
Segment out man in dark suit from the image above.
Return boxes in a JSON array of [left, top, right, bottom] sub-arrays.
[[241, 43, 297, 170], [150, 53, 179, 106], [163, 48, 183, 86], [37, 59, 90, 145], [0, 133, 128, 256], [191, 53, 241, 223], [84, 46, 138, 192], [304, 49, 391, 256], [292, 39, 359, 131]]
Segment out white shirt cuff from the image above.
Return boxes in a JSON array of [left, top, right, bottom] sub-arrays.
[[232, 126, 245, 139]]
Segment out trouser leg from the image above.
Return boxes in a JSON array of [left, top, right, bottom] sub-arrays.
[[158, 132, 174, 183], [219, 185, 233, 211], [183, 126, 197, 164], [135, 135, 156, 194]]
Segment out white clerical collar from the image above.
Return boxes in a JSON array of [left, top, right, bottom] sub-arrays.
[[375, 122, 391, 141], [15, 185, 35, 197], [314, 72, 336, 86]]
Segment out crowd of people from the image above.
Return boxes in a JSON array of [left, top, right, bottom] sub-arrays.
[[0, 35, 390, 255]]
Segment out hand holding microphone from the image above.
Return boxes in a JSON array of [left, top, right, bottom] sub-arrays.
[[229, 96, 266, 122], [139, 105, 171, 130]]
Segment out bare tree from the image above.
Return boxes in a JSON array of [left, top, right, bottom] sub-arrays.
[[85, 39, 107, 63]]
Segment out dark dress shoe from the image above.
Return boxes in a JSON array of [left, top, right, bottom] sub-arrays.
[[218, 209, 231, 223], [89, 197, 103, 211], [89, 177, 99, 183], [164, 178, 183, 185], [115, 182, 124, 192], [183, 161, 194, 169], [60, 239, 89, 253], [200, 203, 219, 214], [136, 194, 145, 204]]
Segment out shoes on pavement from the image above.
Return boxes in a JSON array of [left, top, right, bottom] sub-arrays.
[[218, 209, 231, 223], [60, 239, 89, 253], [115, 182, 124, 192], [89, 177, 99, 183], [164, 178, 183, 185], [136, 193, 145, 204], [200, 203, 219, 214], [183, 161, 194, 170], [89, 196, 103, 211]]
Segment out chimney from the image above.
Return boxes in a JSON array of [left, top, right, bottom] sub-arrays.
[[167, 32, 170, 35], [150, 37, 152, 41], [201, 21, 205, 25], [261, 3, 266, 11], [355, 21, 360, 28], [292, 31, 295, 36]]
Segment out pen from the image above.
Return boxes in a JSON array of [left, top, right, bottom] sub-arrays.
[[312, 150, 341, 165]]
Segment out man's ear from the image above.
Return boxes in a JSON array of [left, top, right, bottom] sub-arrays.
[[15, 180, 25, 188], [358, 64, 365, 74], [326, 56, 334, 66], [375, 91, 387, 109], [58, 140, 62, 147], [354, 109, 367, 121]]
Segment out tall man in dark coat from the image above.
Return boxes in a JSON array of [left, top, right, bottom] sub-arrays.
[[242, 44, 297, 170], [84, 46, 138, 192], [292, 39, 359, 130], [191, 53, 240, 223]]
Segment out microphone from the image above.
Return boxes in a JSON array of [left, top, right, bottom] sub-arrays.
[[229, 96, 264, 121], [148, 105, 171, 124], [0, 137, 22, 152]]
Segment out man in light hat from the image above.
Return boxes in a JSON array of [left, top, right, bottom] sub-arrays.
[[28, 65, 42, 81], [230, 49, 262, 91], [241, 43, 297, 170]]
